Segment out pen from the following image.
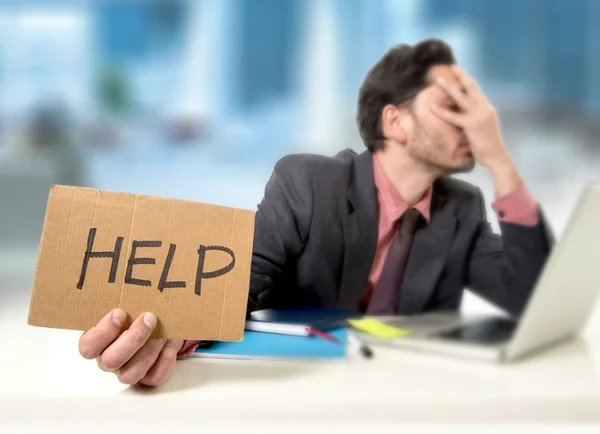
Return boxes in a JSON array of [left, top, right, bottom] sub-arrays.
[[347, 331, 374, 359], [305, 327, 341, 344]]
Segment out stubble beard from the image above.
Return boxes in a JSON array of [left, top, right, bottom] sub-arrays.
[[407, 120, 476, 176]]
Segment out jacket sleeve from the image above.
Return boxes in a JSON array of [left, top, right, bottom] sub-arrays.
[[464, 188, 554, 317], [247, 156, 314, 313]]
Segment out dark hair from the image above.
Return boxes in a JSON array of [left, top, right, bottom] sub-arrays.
[[356, 39, 456, 152]]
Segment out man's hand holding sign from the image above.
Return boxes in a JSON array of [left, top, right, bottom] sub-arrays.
[[79, 308, 179, 387], [28, 185, 255, 386]]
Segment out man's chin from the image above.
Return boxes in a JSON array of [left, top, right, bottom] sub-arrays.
[[447, 159, 476, 175]]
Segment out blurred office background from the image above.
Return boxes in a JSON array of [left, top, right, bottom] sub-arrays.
[[1, 0, 599, 323]]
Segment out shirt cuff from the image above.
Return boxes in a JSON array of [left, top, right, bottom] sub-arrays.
[[491, 183, 539, 227], [177, 340, 200, 360]]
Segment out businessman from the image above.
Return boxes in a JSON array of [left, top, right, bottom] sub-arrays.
[[77, 39, 553, 386]]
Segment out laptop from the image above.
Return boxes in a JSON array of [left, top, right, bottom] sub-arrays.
[[356, 183, 600, 363]]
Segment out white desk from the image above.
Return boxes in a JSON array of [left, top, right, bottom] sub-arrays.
[[2, 283, 600, 431]]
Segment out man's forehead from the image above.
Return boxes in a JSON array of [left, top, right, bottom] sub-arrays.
[[422, 64, 463, 99], [427, 64, 460, 84]]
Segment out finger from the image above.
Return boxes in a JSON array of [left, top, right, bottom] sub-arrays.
[[138, 339, 179, 387], [79, 308, 127, 359], [435, 76, 469, 109], [96, 356, 112, 372], [430, 103, 465, 127], [99, 312, 157, 371], [451, 65, 481, 96], [97, 338, 165, 374], [116, 338, 167, 385]]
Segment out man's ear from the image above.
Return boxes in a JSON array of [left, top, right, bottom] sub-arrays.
[[381, 104, 407, 144]]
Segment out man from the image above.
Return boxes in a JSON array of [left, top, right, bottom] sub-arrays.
[[77, 39, 553, 386]]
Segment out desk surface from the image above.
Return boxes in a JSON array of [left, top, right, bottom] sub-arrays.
[[2, 288, 600, 428]]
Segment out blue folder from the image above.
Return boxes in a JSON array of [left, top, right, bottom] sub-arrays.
[[193, 328, 347, 360]]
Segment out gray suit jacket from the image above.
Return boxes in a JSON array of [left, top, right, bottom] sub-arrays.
[[249, 148, 554, 318]]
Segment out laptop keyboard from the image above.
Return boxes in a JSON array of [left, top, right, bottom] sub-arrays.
[[435, 317, 517, 344]]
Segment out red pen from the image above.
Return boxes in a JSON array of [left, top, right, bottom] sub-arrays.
[[305, 327, 341, 344]]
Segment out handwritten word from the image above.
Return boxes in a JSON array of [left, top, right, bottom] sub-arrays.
[[76, 228, 235, 295]]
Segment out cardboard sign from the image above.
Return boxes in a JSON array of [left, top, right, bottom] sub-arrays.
[[27, 185, 255, 341]]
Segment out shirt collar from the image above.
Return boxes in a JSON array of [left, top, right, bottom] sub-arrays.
[[372, 153, 432, 223]]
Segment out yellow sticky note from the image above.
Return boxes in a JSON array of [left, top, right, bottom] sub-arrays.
[[348, 319, 412, 339]]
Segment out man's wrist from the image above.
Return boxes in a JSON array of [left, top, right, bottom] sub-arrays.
[[488, 155, 522, 198], [177, 340, 201, 360]]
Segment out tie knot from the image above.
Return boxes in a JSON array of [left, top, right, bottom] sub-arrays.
[[399, 208, 421, 236]]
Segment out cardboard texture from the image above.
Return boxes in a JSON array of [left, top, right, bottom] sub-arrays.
[[27, 185, 255, 341]]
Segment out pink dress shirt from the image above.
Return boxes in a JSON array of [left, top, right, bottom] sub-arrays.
[[177, 154, 540, 359], [362, 154, 540, 305]]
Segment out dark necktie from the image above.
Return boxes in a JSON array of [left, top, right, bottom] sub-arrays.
[[366, 208, 422, 315]]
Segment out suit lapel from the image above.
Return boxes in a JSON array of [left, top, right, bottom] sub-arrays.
[[397, 182, 457, 314], [336, 151, 378, 309], [335, 154, 459, 313]]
